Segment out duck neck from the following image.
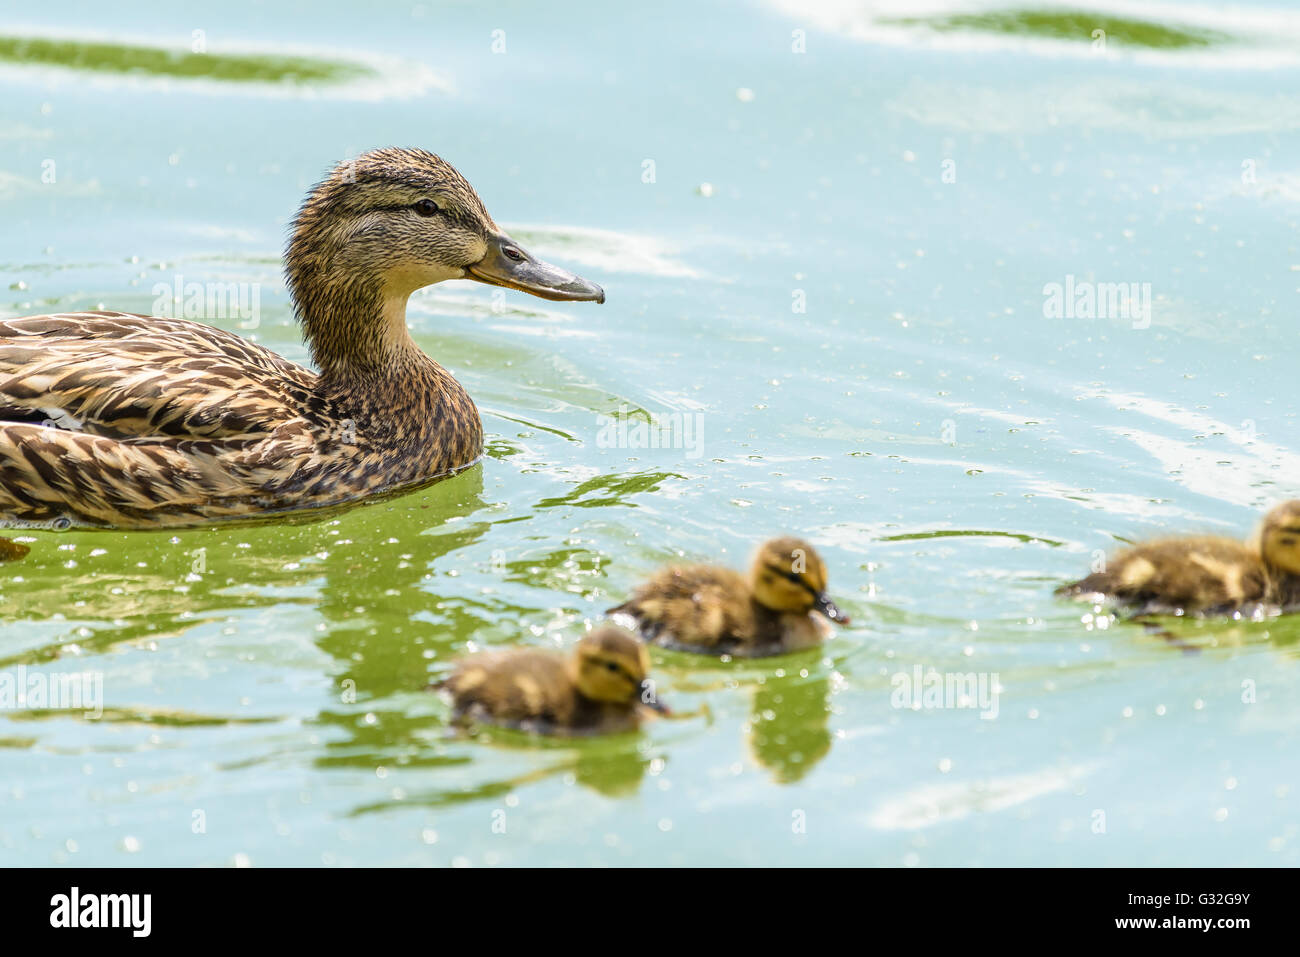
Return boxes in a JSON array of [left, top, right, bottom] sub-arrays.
[[567, 659, 585, 695], [296, 275, 424, 384], [1265, 561, 1300, 593], [294, 276, 481, 463], [749, 599, 784, 642]]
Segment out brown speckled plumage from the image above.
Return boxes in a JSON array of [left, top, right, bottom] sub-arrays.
[[608, 536, 850, 657], [1057, 500, 1300, 617], [0, 148, 602, 528], [439, 626, 663, 736]]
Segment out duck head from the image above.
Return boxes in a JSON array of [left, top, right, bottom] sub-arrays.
[[572, 625, 666, 712], [286, 147, 603, 374], [1259, 500, 1300, 576], [749, 536, 850, 626]]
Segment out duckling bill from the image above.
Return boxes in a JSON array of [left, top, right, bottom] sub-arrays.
[[438, 625, 668, 736], [608, 536, 850, 658], [1057, 500, 1300, 617], [0, 147, 604, 529]]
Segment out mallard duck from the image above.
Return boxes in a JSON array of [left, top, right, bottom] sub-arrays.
[[607, 536, 850, 657], [438, 625, 668, 736], [1057, 500, 1300, 616], [0, 147, 604, 529]]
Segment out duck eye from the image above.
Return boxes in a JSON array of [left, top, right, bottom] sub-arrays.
[[605, 661, 619, 673], [412, 199, 439, 217], [502, 245, 525, 263]]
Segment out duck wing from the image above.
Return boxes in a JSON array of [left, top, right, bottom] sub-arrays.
[[608, 565, 756, 649], [0, 311, 317, 439], [1057, 537, 1270, 613], [444, 651, 574, 729], [0, 418, 319, 527], [0, 312, 329, 527]]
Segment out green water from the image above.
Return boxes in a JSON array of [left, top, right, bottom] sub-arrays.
[[879, 10, 1231, 50], [0, 35, 371, 85], [2, 0, 1299, 866]]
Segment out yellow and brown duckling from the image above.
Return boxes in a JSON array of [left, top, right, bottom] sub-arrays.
[[0, 147, 603, 529], [1057, 500, 1300, 617], [439, 625, 668, 736], [608, 536, 850, 658]]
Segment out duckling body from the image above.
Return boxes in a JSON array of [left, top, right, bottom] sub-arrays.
[[440, 626, 664, 736], [0, 148, 603, 529], [1057, 501, 1300, 617], [608, 537, 849, 658]]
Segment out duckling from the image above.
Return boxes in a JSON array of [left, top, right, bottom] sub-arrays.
[[439, 625, 667, 736], [608, 536, 850, 657], [0, 147, 604, 529], [1057, 500, 1300, 616]]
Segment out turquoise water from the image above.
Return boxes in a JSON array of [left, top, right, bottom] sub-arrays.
[[1, 0, 1299, 866]]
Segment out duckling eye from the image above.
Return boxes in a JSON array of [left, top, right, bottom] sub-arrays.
[[604, 661, 619, 673], [412, 199, 439, 217]]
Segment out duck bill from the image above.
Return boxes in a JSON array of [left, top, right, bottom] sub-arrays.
[[466, 232, 605, 303], [814, 593, 850, 626]]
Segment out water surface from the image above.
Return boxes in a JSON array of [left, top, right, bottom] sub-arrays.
[[1, 0, 1298, 866]]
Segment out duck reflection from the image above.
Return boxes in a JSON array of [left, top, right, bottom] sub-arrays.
[[746, 668, 833, 783], [347, 732, 656, 817], [0, 468, 488, 692], [658, 651, 836, 784]]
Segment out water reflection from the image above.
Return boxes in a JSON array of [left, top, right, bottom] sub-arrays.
[[667, 651, 837, 784], [749, 670, 834, 784], [349, 732, 657, 815]]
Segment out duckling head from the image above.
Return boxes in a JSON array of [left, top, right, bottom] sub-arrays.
[[749, 536, 850, 625], [1258, 500, 1300, 576], [286, 147, 604, 373], [572, 625, 659, 708]]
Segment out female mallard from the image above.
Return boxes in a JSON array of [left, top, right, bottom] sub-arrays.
[[0, 147, 603, 529], [1057, 500, 1300, 616], [438, 625, 667, 736], [608, 536, 850, 657]]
